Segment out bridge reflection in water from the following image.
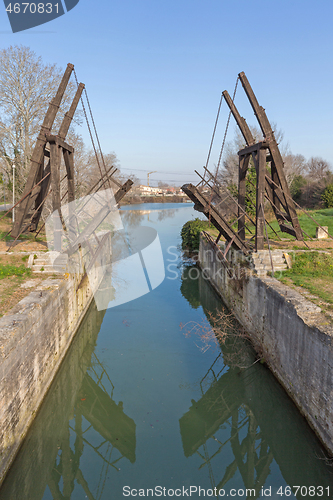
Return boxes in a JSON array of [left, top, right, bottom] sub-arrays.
[[179, 266, 333, 498], [1, 255, 333, 499], [0, 297, 136, 500]]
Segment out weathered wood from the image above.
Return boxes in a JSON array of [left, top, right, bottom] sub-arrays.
[[67, 180, 134, 257], [238, 155, 250, 242], [30, 161, 51, 231], [222, 91, 255, 146], [238, 71, 303, 240], [50, 141, 62, 250], [114, 179, 133, 204], [63, 150, 75, 203], [182, 183, 249, 254], [238, 142, 268, 156], [58, 83, 85, 140], [46, 135, 74, 153], [255, 149, 266, 250], [11, 63, 74, 238], [265, 174, 289, 213], [280, 223, 296, 237], [271, 160, 281, 211]]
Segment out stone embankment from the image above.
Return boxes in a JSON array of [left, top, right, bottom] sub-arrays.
[[199, 233, 333, 455], [0, 235, 111, 486]]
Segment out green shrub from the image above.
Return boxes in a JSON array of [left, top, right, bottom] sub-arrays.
[[181, 218, 213, 252], [322, 184, 333, 208], [290, 174, 307, 204]]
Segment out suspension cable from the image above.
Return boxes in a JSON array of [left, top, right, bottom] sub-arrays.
[[73, 69, 107, 188], [203, 92, 224, 182], [82, 81, 112, 189], [216, 76, 239, 173]]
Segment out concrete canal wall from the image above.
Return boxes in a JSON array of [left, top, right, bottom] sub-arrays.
[[0, 237, 111, 486], [199, 235, 333, 455]]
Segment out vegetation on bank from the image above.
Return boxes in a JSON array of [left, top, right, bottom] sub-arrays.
[[265, 208, 333, 240], [181, 208, 333, 249], [181, 218, 214, 252], [0, 263, 31, 279], [120, 195, 187, 205], [279, 251, 333, 307]]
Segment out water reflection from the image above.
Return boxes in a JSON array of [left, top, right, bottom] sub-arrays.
[[180, 266, 333, 498], [180, 265, 201, 309], [2, 205, 333, 500], [0, 299, 136, 500]]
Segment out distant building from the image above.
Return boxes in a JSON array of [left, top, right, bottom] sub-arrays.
[[138, 185, 163, 196]]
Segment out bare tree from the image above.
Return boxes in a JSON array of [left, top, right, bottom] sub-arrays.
[[307, 157, 332, 181], [218, 125, 264, 187], [282, 153, 307, 184], [218, 125, 308, 189], [0, 45, 78, 195]]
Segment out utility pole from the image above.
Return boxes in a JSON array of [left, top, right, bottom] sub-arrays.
[[147, 171, 156, 187]]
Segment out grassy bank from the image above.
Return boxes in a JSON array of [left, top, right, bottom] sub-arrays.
[[279, 251, 333, 311]]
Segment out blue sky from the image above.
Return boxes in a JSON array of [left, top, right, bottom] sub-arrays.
[[1, 0, 332, 185]]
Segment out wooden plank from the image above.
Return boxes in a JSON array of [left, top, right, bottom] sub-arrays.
[[255, 149, 266, 251], [265, 174, 289, 213], [238, 71, 303, 240], [46, 135, 74, 153], [238, 142, 268, 156], [114, 179, 133, 203], [222, 91, 254, 146], [58, 82, 85, 140], [280, 224, 296, 237], [11, 63, 74, 238], [30, 161, 51, 231], [182, 183, 249, 254], [271, 159, 281, 212], [238, 155, 250, 242], [63, 150, 75, 203], [67, 180, 133, 256], [50, 141, 62, 250]]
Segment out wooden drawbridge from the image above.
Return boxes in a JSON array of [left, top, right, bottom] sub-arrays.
[[182, 72, 304, 254]]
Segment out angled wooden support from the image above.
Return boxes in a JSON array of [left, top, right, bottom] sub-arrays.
[[182, 183, 249, 254], [255, 148, 267, 251], [222, 91, 255, 146], [66, 179, 134, 257], [58, 82, 85, 140], [11, 63, 74, 238], [238, 71, 303, 241], [238, 154, 251, 243]]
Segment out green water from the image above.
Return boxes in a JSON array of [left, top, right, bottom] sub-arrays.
[[1, 204, 333, 500]]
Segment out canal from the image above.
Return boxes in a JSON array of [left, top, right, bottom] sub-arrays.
[[0, 203, 333, 499]]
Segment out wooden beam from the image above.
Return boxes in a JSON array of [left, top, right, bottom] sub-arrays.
[[280, 224, 296, 237], [238, 71, 303, 240], [238, 142, 268, 156], [11, 63, 74, 238], [182, 183, 249, 254], [255, 149, 266, 251], [222, 90, 255, 146], [238, 155, 250, 242], [63, 150, 75, 203], [30, 161, 51, 231], [58, 82, 85, 140], [265, 174, 289, 213], [65, 180, 133, 256], [46, 135, 74, 153], [50, 141, 62, 250]]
